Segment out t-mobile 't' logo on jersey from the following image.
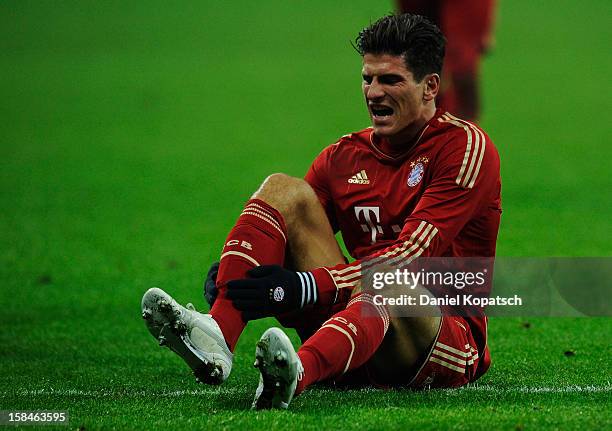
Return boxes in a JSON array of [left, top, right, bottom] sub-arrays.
[[354, 206, 383, 244]]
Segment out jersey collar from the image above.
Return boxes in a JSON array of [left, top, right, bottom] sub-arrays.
[[368, 108, 445, 163]]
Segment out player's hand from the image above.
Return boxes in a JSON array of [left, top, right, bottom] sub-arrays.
[[203, 261, 220, 307], [226, 265, 318, 320]]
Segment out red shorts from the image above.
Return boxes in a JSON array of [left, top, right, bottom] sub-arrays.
[[408, 316, 490, 388]]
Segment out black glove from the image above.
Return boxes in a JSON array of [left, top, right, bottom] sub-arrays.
[[203, 261, 220, 307], [226, 265, 318, 320]]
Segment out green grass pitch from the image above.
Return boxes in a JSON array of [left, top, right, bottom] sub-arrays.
[[1, 1, 611, 429]]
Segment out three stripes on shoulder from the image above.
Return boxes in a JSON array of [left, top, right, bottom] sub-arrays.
[[439, 113, 486, 189]]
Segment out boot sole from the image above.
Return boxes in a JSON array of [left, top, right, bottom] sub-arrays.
[[142, 288, 225, 385], [252, 328, 297, 409]]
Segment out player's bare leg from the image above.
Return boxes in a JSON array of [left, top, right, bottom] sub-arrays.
[[250, 174, 350, 341], [362, 282, 442, 384], [250, 173, 345, 271]]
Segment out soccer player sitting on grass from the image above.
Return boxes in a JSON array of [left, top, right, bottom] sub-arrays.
[[141, 13, 501, 409]]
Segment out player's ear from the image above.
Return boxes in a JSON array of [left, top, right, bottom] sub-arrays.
[[422, 73, 440, 102]]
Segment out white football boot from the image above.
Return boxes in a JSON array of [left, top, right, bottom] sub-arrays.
[[252, 327, 304, 410], [141, 287, 232, 385]]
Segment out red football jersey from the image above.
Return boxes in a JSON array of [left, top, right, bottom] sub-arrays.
[[306, 108, 501, 374]]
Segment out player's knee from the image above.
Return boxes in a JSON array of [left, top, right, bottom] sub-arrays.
[[261, 173, 294, 188], [252, 173, 314, 215]]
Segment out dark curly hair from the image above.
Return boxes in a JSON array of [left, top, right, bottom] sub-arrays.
[[355, 14, 446, 82]]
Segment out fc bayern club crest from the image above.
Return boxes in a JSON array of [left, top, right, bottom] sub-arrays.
[[273, 286, 284, 302], [407, 162, 425, 187]]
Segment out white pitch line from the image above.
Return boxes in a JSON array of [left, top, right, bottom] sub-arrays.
[[2, 388, 243, 398], [2, 385, 610, 398], [441, 384, 612, 394]]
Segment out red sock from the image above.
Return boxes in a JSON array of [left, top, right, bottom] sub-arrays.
[[210, 199, 287, 351], [295, 293, 389, 394]]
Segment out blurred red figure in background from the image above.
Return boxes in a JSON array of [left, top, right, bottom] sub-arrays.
[[397, 0, 496, 121]]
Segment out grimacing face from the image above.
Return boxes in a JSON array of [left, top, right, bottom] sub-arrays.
[[362, 53, 434, 146]]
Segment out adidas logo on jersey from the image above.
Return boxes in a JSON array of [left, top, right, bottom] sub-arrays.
[[348, 169, 370, 184]]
